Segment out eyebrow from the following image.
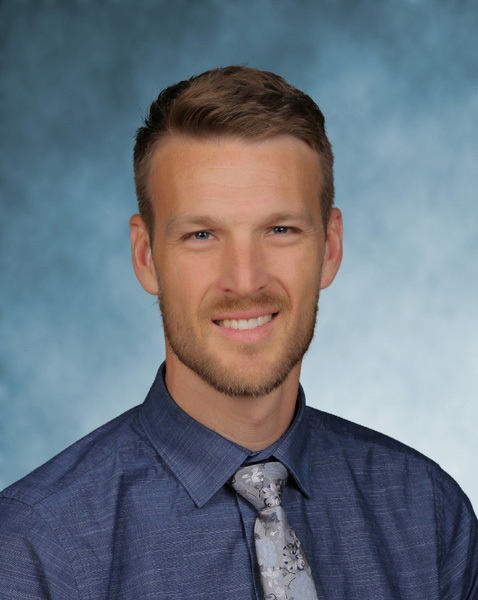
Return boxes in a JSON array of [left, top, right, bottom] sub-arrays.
[[266, 210, 315, 226], [165, 215, 226, 236], [165, 210, 315, 236]]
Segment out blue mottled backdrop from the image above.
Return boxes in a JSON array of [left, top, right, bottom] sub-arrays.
[[1, 0, 477, 509]]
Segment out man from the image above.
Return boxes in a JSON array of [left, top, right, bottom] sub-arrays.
[[0, 67, 476, 599]]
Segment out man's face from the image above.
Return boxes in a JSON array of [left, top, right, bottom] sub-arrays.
[[146, 135, 335, 397]]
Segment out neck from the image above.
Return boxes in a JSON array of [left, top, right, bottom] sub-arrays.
[[164, 352, 301, 451]]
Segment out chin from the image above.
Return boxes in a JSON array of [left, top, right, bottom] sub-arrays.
[[184, 351, 298, 398]]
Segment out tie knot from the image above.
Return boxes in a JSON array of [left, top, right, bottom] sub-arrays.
[[230, 461, 288, 511]]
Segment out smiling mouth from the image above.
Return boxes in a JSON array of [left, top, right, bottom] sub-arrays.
[[213, 313, 278, 330]]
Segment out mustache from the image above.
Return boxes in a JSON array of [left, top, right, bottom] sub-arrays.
[[201, 290, 290, 318]]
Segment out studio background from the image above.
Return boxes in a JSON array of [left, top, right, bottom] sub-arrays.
[[1, 0, 477, 509]]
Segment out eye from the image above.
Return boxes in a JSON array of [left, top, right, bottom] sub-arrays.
[[181, 230, 216, 246], [266, 225, 301, 243], [272, 226, 290, 235], [191, 231, 211, 240]]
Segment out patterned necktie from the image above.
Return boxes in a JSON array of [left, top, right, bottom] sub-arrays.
[[230, 461, 319, 600]]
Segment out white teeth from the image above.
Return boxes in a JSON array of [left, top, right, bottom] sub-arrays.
[[215, 314, 274, 330]]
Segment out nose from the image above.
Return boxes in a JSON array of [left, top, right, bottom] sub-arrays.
[[218, 237, 270, 298]]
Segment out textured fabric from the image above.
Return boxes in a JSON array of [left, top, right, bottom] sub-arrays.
[[231, 462, 319, 599], [0, 362, 477, 599]]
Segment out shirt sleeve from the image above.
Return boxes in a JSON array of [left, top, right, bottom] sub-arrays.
[[0, 496, 80, 599], [436, 471, 478, 599]]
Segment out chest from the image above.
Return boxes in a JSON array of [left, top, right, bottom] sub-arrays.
[[65, 481, 440, 599]]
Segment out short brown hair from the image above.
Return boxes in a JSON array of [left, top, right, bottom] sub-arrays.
[[133, 66, 334, 239]]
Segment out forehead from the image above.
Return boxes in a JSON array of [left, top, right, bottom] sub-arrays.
[[148, 134, 322, 220]]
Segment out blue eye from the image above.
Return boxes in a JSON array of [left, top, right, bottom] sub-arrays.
[[193, 231, 210, 240], [273, 226, 289, 234]]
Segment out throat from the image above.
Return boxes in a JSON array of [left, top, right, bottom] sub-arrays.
[[164, 355, 300, 451]]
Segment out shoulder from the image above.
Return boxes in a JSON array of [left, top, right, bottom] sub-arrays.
[[0, 403, 150, 510], [305, 405, 476, 516], [0, 404, 153, 596], [304, 407, 478, 593], [307, 404, 447, 470], [0, 402, 165, 598], [0, 495, 81, 598]]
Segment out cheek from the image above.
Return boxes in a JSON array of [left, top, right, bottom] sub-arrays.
[[271, 248, 322, 297], [161, 255, 216, 304], [293, 270, 322, 307]]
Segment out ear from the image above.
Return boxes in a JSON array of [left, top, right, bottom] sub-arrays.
[[320, 208, 343, 290], [129, 214, 159, 295]]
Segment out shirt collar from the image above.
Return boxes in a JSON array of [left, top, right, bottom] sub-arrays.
[[139, 362, 311, 508]]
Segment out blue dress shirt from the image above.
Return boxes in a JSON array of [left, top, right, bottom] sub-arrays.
[[1, 362, 477, 599]]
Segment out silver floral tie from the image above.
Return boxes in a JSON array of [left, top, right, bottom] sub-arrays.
[[230, 461, 319, 600]]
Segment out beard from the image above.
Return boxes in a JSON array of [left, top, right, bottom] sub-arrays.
[[157, 278, 320, 398]]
